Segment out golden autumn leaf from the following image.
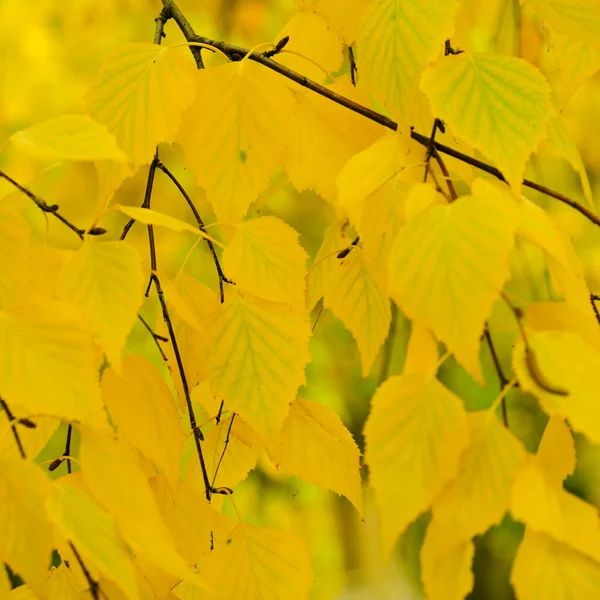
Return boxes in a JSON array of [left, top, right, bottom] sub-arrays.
[[222, 216, 308, 310], [79, 426, 191, 579], [293, 0, 366, 44], [0, 460, 53, 599], [102, 355, 184, 491], [357, 0, 458, 125], [364, 373, 469, 559], [87, 43, 197, 165], [59, 240, 144, 370], [200, 523, 312, 600], [47, 477, 140, 600], [270, 398, 363, 515], [10, 115, 126, 162], [421, 52, 553, 192], [388, 194, 518, 382], [323, 247, 390, 377], [207, 291, 311, 439], [178, 60, 296, 223]]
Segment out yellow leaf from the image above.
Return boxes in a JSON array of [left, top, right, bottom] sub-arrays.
[[0, 207, 30, 308], [536, 415, 576, 487], [222, 217, 308, 310], [403, 323, 439, 375], [511, 530, 600, 600], [178, 61, 295, 223], [513, 331, 600, 444], [421, 52, 553, 192], [274, 12, 343, 82], [10, 115, 126, 162], [294, 0, 366, 44], [323, 247, 390, 377], [364, 373, 469, 559], [0, 459, 53, 598], [46, 564, 85, 600], [59, 240, 144, 370], [79, 426, 191, 578], [200, 523, 312, 600], [271, 398, 363, 514], [47, 478, 140, 600], [388, 195, 518, 382], [0, 302, 106, 426], [542, 116, 594, 209], [431, 412, 525, 542], [172, 574, 213, 600], [102, 355, 184, 491], [283, 79, 383, 202], [421, 519, 474, 600], [526, 0, 600, 51], [207, 291, 311, 439], [357, 0, 458, 125], [87, 43, 197, 165], [187, 415, 261, 491], [0, 414, 58, 460]]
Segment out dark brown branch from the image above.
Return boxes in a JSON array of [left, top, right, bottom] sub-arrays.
[[0, 170, 85, 239], [137, 313, 169, 361], [49, 423, 74, 473], [0, 397, 26, 459], [159, 1, 598, 228], [68, 542, 100, 600], [591, 294, 600, 326], [210, 413, 235, 491], [483, 328, 509, 427], [159, 1, 204, 68], [154, 7, 169, 44], [156, 160, 232, 302]]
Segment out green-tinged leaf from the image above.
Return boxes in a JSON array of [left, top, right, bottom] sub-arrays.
[[388, 195, 518, 382], [201, 523, 312, 600], [513, 331, 600, 444], [207, 291, 311, 440], [59, 240, 144, 370], [10, 115, 126, 162], [102, 355, 184, 490], [511, 530, 600, 600], [364, 373, 469, 559], [357, 0, 458, 124], [421, 52, 553, 192], [0, 302, 106, 426], [47, 477, 140, 600], [178, 61, 296, 223], [87, 43, 197, 165], [80, 426, 191, 578], [222, 216, 308, 310], [526, 0, 600, 50], [270, 398, 363, 515], [0, 459, 53, 598], [323, 247, 390, 377]]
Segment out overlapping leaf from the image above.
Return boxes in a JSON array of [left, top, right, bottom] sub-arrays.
[[87, 43, 197, 165], [59, 240, 144, 370], [178, 60, 296, 223], [207, 291, 311, 439], [270, 398, 363, 514], [422, 52, 553, 192], [364, 373, 468, 559], [388, 194, 518, 382]]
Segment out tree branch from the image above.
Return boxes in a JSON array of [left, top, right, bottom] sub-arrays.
[[0, 170, 85, 239], [68, 542, 100, 600], [0, 397, 26, 459]]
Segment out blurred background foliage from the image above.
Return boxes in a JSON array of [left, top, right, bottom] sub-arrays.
[[1, 1, 600, 598]]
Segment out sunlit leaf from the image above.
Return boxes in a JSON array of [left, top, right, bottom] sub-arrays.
[[201, 523, 312, 600], [364, 373, 469, 559], [293, 0, 366, 43], [270, 398, 363, 514], [87, 43, 197, 165], [422, 52, 553, 192], [323, 247, 390, 377], [11, 115, 126, 162], [102, 355, 184, 490], [178, 60, 296, 223], [207, 291, 311, 439], [222, 216, 308, 310], [357, 0, 458, 125], [388, 194, 518, 382], [0, 413, 58, 460], [59, 240, 144, 370]]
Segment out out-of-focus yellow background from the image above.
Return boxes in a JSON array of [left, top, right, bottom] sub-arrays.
[[2, 1, 600, 598]]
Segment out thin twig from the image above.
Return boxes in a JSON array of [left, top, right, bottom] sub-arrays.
[[483, 328, 509, 427], [591, 294, 600, 326], [0, 170, 85, 239], [137, 313, 169, 361], [156, 160, 232, 302], [68, 542, 100, 600], [154, 7, 169, 44], [158, 1, 599, 228], [0, 397, 26, 459], [210, 413, 236, 491], [348, 46, 357, 86]]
